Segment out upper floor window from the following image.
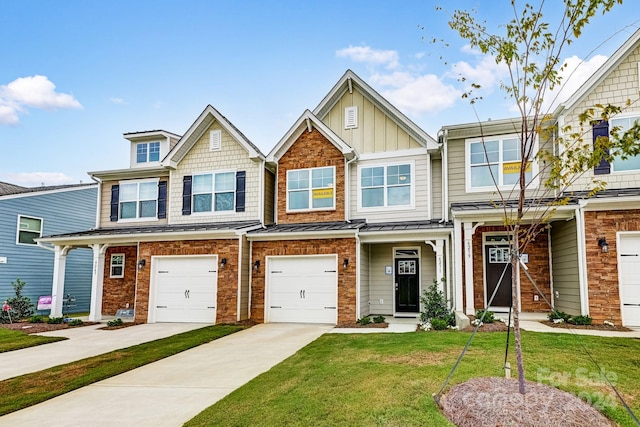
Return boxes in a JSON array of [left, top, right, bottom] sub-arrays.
[[136, 142, 160, 163], [192, 171, 235, 213], [119, 180, 158, 220], [466, 135, 536, 191], [611, 115, 640, 172], [17, 215, 42, 245], [359, 163, 413, 209], [287, 166, 335, 211]]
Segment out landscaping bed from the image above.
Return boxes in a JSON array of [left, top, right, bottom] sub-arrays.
[[540, 320, 633, 332], [0, 320, 97, 335]]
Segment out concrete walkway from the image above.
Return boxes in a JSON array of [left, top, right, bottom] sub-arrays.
[[1, 323, 332, 426]]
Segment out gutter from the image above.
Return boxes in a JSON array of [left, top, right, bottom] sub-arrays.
[[90, 174, 102, 229]]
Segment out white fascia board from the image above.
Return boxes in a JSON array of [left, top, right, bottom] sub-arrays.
[[358, 229, 452, 244], [38, 230, 242, 246], [90, 167, 169, 181], [581, 196, 640, 211], [246, 229, 358, 242], [450, 204, 577, 222], [124, 130, 181, 141]]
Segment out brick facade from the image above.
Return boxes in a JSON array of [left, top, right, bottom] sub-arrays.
[[250, 237, 357, 325], [582, 210, 640, 324], [277, 129, 345, 224], [103, 246, 137, 315], [125, 239, 240, 323], [470, 225, 551, 313]]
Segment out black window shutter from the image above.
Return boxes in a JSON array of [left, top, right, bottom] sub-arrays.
[[182, 176, 192, 215], [593, 120, 610, 175], [236, 171, 246, 212], [157, 181, 167, 219], [110, 185, 119, 222]]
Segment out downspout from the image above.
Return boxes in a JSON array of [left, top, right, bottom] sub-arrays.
[[259, 158, 265, 227], [90, 175, 102, 228], [576, 201, 590, 315], [440, 129, 449, 222], [344, 153, 358, 221]]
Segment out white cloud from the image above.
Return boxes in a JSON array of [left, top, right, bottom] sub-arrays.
[[371, 72, 461, 115], [448, 54, 509, 92], [110, 97, 127, 105], [543, 54, 608, 111], [414, 52, 426, 60], [0, 172, 76, 187], [336, 45, 399, 69], [0, 75, 81, 125]]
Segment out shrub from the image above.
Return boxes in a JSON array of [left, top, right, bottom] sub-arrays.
[[47, 316, 64, 324], [6, 279, 34, 319], [373, 315, 386, 324], [475, 309, 495, 324], [29, 315, 43, 323], [357, 316, 371, 326], [67, 319, 84, 327], [430, 318, 449, 330], [569, 315, 592, 325], [107, 318, 124, 327], [420, 279, 455, 326], [548, 309, 570, 322]]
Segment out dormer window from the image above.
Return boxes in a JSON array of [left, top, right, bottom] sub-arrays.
[[137, 142, 160, 164]]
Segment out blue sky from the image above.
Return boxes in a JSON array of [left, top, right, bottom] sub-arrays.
[[1, 0, 640, 186]]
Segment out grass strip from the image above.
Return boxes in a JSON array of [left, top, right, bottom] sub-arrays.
[[186, 331, 640, 427], [0, 328, 66, 353], [0, 324, 244, 415]]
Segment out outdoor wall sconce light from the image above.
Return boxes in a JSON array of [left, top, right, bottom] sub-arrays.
[[220, 258, 227, 268], [598, 237, 609, 254], [253, 260, 260, 271], [343, 258, 349, 270], [137, 259, 146, 270]]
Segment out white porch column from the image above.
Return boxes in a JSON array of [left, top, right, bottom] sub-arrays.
[[464, 222, 476, 316], [426, 239, 445, 293], [50, 246, 71, 317], [453, 218, 464, 312], [89, 244, 108, 321]]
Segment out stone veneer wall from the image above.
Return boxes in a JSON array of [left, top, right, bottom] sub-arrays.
[[471, 226, 551, 312], [277, 128, 345, 224], [582, 210, 640, 324], [102, 245, 137, 315], [134, 239, 239, 323], [250, 238, 357, 324]]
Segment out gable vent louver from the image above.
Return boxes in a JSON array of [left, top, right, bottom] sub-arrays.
[[210, 130, 222, 151], [345, 106, 358, 129]]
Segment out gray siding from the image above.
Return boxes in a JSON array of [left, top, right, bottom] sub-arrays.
[[264, 169, 275, 225], [359, 243, 370, 317], [0, 187, 98, 313], [431, 157, 442, 220], [550, 218, 581, 315]]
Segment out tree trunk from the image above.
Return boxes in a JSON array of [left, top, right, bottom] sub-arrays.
[[512, 236, 526, 394]]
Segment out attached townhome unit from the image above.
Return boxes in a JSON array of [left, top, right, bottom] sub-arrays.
[[0, 182, 97, 313], [39, 105, 272, 324], [552, 28, 640, 327], [247, 70, 451, 326]]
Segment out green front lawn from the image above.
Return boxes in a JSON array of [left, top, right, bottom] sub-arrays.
[[0, 324, 244, 415], [0, 328, 66, 353], [187, 331, 640, 427]]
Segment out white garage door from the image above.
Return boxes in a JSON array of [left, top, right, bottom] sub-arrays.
[[267, 255, 337, 324], [153, 256, 218, 323], [619, 235, 640, 327]]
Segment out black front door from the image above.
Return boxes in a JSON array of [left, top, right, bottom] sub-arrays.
[[485, 245, 512, 307], [395, 258, 419, 312]]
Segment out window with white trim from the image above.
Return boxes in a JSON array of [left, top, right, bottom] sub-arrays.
[[192, 171, 235, 213], [110, 254, 125, 278], [287, 166, 335, 211], [136, 142, 160, 163], [17, 215, 42, 245], [611, 115, 640, 172], [466, 135, 536, 191], [119, 180, 158, 220], [359, 163, 412, 209]]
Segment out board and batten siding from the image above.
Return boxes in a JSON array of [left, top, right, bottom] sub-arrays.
[[321, 88, 423, 155], [0, 186, 97, 313], [562, 45, 640, 191], [350, 153, 430, 223], [431, 157, 443, 220], [367, 242, 436, 315], [550, 218, 581, 315], [99, 177, 169, 229], [263, 169, 275, 225], [359, 243, 370, 317], [169, 121, 262, 224]]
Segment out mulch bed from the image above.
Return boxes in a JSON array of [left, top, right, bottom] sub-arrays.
[[439, 377, 614, 427], [541, 320, 633, 332], [335, 322, 389, 328], [0, 321, 98, 334]]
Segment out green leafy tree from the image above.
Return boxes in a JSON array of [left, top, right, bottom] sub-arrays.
[[441, 0, 637, 394], [6, 278, 34, 319]]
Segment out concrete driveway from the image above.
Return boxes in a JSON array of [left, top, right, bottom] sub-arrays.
[[1, 323, 332, 426]]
